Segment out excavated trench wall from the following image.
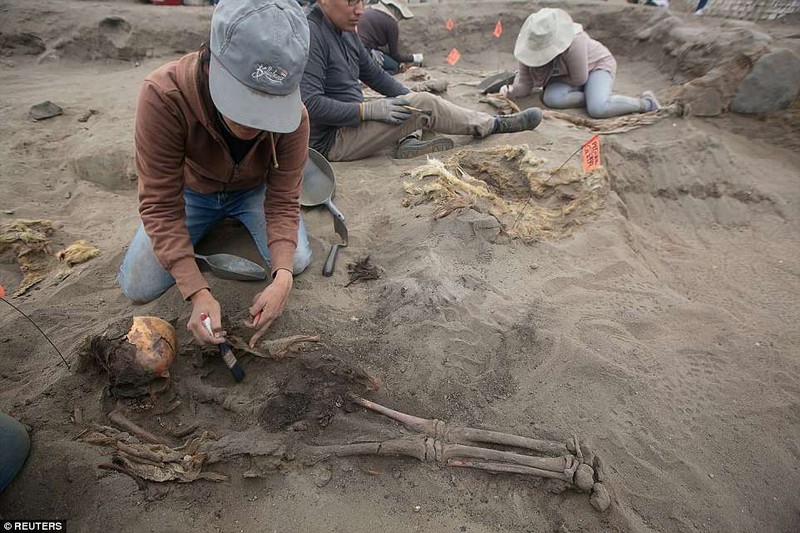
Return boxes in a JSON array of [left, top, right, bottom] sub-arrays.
[[682, 0, 799, 20]]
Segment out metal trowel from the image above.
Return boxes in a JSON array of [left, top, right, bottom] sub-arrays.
[[322, 212, 348, 277], [195, 253, 267, 281], [477, 70, 518, 94]]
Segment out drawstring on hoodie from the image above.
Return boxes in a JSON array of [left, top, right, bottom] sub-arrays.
[[269, 132, 279, 169]]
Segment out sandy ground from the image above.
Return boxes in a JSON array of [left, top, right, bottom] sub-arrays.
[[1, 1, 799, 532]]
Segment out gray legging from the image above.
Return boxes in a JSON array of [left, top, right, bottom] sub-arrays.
[[543, 69, 643, 119]]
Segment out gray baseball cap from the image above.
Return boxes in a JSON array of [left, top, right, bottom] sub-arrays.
[[209, 0, 310, 133]]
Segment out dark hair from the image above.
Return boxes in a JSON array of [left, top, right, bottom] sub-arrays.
[[200, 42, 211, 65]]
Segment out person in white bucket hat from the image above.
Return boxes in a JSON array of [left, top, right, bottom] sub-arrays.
[[357, 0, 423, 74], [119, 0, 314, 349], [501, 8, 659, 118]]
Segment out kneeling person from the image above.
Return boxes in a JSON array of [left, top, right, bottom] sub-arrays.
[[118, 0, 312, 348]]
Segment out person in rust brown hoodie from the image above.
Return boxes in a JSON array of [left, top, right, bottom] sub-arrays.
[[118, 0, 311, 348]]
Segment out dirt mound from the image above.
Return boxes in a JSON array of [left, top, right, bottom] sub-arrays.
[[0, 3, 211, 62], [402, 145, 609, 241], [604, 129, 781, 225]]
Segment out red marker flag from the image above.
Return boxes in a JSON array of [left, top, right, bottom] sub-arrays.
[[446, 48, 461, 66], [445, 18, 454, 31], [581, 135, 601, 173], [0, 284, 4, 298], [493, 21, 503, 38]]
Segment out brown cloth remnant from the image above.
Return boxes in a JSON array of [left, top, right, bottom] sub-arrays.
[[0, 219, 55, 296], [0, 220, 101, 296]]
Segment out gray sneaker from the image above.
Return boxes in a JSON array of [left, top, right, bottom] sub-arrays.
[[394, 136, 455, 159], [641, 91, 660, 112], [493, 107, 543, 134]]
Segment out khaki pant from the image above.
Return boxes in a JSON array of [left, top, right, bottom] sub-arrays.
[[326, 92, 496, 162]]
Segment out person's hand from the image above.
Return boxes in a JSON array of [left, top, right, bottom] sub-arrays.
[[188, 289, 226, 346], [370, 49, 385, 67], [246, 269, 293, 348], [361, 97, 412, 125], [412, 53, 424, 65]]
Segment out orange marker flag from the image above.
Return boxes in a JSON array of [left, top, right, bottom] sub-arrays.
[[0, 284, 4, 298], [581, 134, 601, 172], [445, 18, 454, 31], [493, 21, 503, 38], [446, 48, 461, 66]]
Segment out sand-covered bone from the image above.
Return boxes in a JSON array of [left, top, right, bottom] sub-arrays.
[[80, 426, 226, 483]]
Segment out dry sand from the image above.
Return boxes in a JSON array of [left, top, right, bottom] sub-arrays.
[[1, 1, 799, 532]]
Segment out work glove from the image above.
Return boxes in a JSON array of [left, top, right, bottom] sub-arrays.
[[412, 53, 424, 65], [360, 97, 412, 125], [370, 49, 385, 68]]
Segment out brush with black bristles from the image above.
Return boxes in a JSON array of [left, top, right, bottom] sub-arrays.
[[200, 313, 245, 382]]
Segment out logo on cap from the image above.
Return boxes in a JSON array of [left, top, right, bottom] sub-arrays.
[[252, 64, 290, 84]]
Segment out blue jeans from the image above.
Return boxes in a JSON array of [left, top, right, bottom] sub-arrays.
[[543, 69, 643, 118], [0, 411, 29, 492], [118, 184, 312, 303], [381, 54, 400, 75]]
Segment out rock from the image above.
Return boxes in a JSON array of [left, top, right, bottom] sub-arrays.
[[29, 101, 63, 121], [731, 48, 800, 114], [590, 482, 611, 512], [582, 450, 596, 467], [457, 209, 501, 241], [574, 464, 595, 492], [77, 109, 98, 123], [312, 466, 332, 487], [288, 420, 308, 432], [594, 455, 607, 482]]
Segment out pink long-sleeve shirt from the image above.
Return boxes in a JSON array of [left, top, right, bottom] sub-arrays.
[[507, 32, 617, 99]]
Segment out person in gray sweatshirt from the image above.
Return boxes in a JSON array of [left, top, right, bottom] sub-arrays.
[[300, 0, 543, 162]]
